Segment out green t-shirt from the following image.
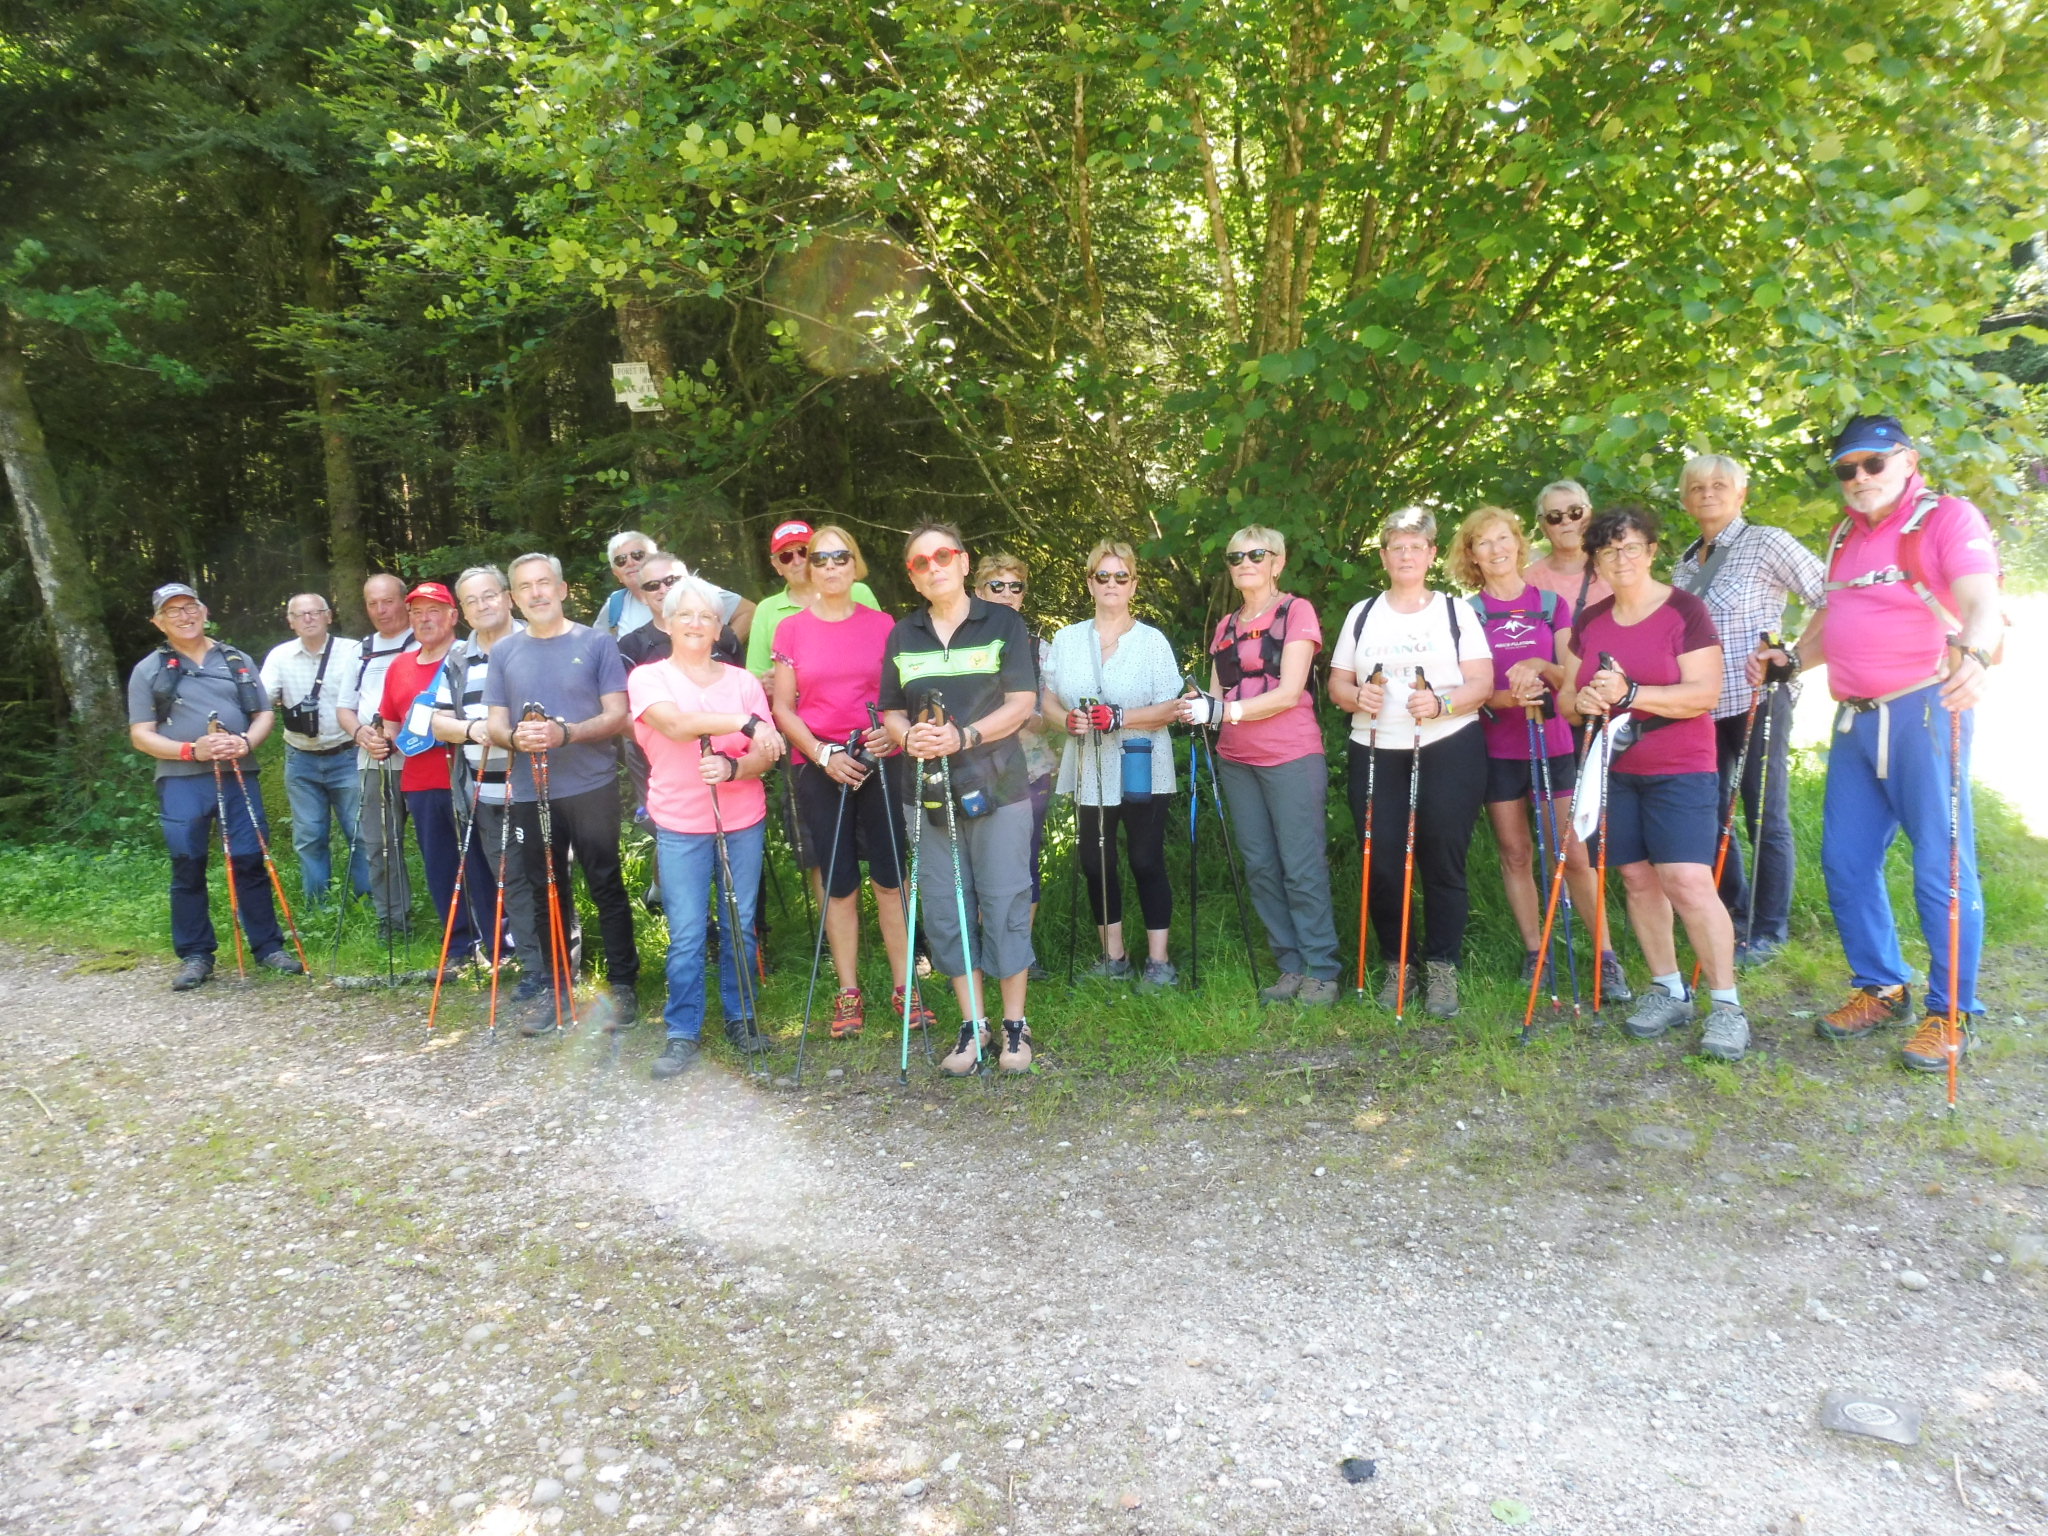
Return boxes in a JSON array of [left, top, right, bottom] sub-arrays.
[[746, 582, 880, 676]]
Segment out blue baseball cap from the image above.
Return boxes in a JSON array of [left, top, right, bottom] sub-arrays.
[[1830, 414, 1914, 461]]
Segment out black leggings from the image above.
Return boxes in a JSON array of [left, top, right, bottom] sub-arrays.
[[513, 780, 637, 988], [1349, 726, 1488, 966], [1076, 799, 1173, 931]]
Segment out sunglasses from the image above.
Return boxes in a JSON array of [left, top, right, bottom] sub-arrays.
[[906, 545, 965, 576], [1541, 505, 1590, 525], [808, 549, 855, 568], [774, 546, 810, 565], [1090, 570, 1133, 586], [612, 549, 651, 567], [1834, 450, 1901, 483], [639, 572, 682, 594], [981, 579, 1025, 595], [1224, 548, 1274, 567]]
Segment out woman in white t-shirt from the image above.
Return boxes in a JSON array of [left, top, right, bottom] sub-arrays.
[[1327, 507, 1494, 1019]]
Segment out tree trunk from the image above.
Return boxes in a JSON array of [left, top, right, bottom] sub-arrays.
[[0, 313, 122, 730], [298, 189, 366, 629], [615, 296, 674, 489]]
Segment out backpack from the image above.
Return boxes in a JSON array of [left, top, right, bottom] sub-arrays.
[[1214, 595, 1320, 703], [151, 642, 266, 726], [1339, 590, 1476, 692], [1824, 489, 2007, 664]]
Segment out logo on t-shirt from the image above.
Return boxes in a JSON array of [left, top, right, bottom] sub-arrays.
[[1492, 615, 1539, 646]]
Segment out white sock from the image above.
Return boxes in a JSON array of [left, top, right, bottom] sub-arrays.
[[1709, 987, 1740, 1008], [1652, 972, 1687, 1000]]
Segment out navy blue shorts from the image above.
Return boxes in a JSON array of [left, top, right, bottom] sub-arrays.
[[1484, 750, 1578, 805], [1603, 770, 1718, 868]]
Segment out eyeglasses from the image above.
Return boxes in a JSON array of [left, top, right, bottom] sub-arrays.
[[981, 579, 1025, 595], [639, 573, 682, 594], [1541, 505, 1590, 525], [774, 546, 810, 566], [906, 546, 965, 576], [1224, 548, 1274, 567], [159, 604, 204, 620], [612, 549, 651, 567], [1834, 450, 1901, 483], [1595, 540, 1653, 563], [808, 549, 855, 569], [1090, 570, 1133, 586]]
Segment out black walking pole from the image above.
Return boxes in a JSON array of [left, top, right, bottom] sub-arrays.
[[794, 748, 853, 1086], [865, 703, 934, 1068], [701, 735, 769, 1078], [1187, 731, 1200, 993]]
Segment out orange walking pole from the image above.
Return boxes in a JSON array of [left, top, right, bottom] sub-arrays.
[[1393, 667, 1425, 1022], [1519, 815, 1571, 1043], [1353, 664, 1385, 997], [485, 749, 517, 1044]]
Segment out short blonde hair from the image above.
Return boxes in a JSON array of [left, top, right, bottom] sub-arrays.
[[974, 552, 1028, 586], [1379, 506, 1438, 547], [1226, 525, 1286, 559], [1447, 506, 1530, 589], [808, 523, 868, 581], [1083, 539, 1137, 576]]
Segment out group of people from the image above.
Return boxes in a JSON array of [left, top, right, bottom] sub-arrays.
[[128, 413, 1998, 1081]]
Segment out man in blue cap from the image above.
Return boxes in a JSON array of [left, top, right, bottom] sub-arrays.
[[1752, 415, 2002, 1072]]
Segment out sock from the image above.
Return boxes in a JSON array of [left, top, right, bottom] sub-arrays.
[[1709, 987, 1740, 1007], [1652, 971, 1687, 1000]]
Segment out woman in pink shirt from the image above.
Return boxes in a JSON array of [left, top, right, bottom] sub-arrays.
[[1524, 479, 1612, 625], [629, 578, 787, 1078]]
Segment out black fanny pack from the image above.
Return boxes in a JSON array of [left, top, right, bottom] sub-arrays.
[[282, 640, 334, 736]]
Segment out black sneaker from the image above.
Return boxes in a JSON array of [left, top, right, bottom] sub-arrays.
[[171, 955, 213, 992], [723, 1015, 772, 1055], [510, 972, 546, 1004], [519, 993, 566, 1038], [593, 984, 639, 1034], [651, 1038, 700, 1079], [257, 949, 305, 976]]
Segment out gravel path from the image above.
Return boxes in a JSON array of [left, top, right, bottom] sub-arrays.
[[2, 946, 2045, 1535]]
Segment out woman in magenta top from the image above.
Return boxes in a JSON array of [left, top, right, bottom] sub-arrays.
[[1563, 506, 1745, 1063], [1175, 524, 1339, 1005], [770, 524, 923, 1042], [629, 577, 787, 1078]]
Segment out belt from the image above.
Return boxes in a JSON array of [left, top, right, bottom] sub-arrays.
[[292, 741, 353, 756], [1833, 674, 1943, 780]]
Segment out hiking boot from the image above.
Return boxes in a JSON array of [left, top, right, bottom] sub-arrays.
[[723, 1015, 772, 1055], [1699, 1002, 1750, 1063], [591, 984, 639, 1034], [1734, 936, 1785, 970], [1624, 987, 1694, 1040], [1133, 958, 1179, 996], [893, 983, 936, 1032], [511, 971, 547, 1004], [1086, 954, 1133, 982], [1259, 971, 1306, 1006], [650, 1037, 700, 1080], [998, 1019, 1034, 1073], [1423, 961, 1461, 1019], [171, 954, 213, 992], [941, 1020, 991, 1076], [1298, 976, 1340, 1008], [1817, 983, 1910, 1041], [1900, 1013, 1975, 1074], [1598, 951, 1634, 1005], [829, 987, 866, 1039], [257, 949, 305, 976], [1375, 964, 1419, 1012], [1519, 949, 1549, 984], [519, 996, 566, 1038], [1027, 960, 1052, 983]]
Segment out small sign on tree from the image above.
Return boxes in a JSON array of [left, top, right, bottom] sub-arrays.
[[610, 361, 663, 413]]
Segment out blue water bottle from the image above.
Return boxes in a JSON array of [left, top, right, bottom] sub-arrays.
[[1120, 736, 1154, 803]]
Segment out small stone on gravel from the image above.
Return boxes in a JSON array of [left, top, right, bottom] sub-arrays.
[[899, 1478, 926, 1498], [532, 1477, 564, 1505], [1897, 1270, 1930, 1290]]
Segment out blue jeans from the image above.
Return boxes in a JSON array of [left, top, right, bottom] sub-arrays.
[[655, 820, 763, 1041], [284, 747, 368, 902], [1821, 684, 1982, 1016], [158, 771, 284, 961]]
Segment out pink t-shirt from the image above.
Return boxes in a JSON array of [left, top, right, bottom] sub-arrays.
[[1820, 477, 1999, 700], [1524, 558, 1612, 625], [1210, 596, 1326, 767], [628, 660, 768, 836], [774, 604, 896, 755], [1571, 589, 1721, 776]]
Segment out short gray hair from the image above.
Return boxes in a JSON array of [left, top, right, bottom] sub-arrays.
[[508, 552, 564, 583], [662, 575, 728, 624], [1534, 479, 1590, 516], [454, 564, 507, 597], [1680, 453, 1749, 492], [1379, 506, 1437, 546], [606, 529, 654, 561]]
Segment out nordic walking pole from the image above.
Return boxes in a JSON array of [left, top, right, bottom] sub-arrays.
[[212, 714, 311, 978], [779, 766, 816, 936], [898, 758, 927, 1084], [1394, 667, 1426, 1022], [794, 749, 853, 1086], [1532, 706, 1581, 1016], [330, 772, 371, 973], [428, 741, 493, 1029], [866, 704, 933, 1067], [524, 702, 575, 1035], [931, 695, 985, 1066], [700, 735, 767, 1079], [1946, 702, 1963, 1112], [1519, 775, 1573, 1044], [1187, 731, 1201, 992], [484, 755, 517, 1045], [206, 729, 250, 981], [1744, 674, 1778, 957], [1354, 664, 1386, 997], [1524, 707, 1560, 1015], [1199, 705, 1263, 990], [1693, 682, 1763, 990], [1075, 696, 1111, 968], [1590, 653, 1626, 1015]]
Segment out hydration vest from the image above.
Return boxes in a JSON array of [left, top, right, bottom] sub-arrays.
[[150, 642, 266, 726], [1214, 596, 1312, 698]]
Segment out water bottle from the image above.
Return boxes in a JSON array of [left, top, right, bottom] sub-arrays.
[[1120, 736, 1154, 804]]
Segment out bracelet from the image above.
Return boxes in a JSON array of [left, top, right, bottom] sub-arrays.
[[180, 741, 196, 762], [551, 715, 570, 747], [1435, 690, 1454, 719]]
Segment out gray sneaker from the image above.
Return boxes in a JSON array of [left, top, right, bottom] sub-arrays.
[[1297, 976, 1340, 1008], [1376, 963, 1418, 1012], [1699, 1003, 1750, 1063], [1599, 951, 1635, 1005], [1086, 954, 1133, 982], [1258, 971, 1306, 1005], [1133, 958, 1179, 995], [171, 954, 213, 992], [1624, 987, 1694, 1040], [1423, 961, 1460, 1019]]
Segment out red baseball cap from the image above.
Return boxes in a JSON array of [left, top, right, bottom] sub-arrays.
[[405, 581, 457, 608], [769, 520, 814, 554]]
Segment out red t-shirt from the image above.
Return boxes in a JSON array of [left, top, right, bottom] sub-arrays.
[[774, 604, 897, 755], [379, 649, 453, 792], [1571, 589, 1720, 776]]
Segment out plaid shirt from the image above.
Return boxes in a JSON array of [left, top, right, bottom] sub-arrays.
[[1672, 516, 1826, 719]]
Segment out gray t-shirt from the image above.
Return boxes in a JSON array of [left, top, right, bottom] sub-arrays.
[[126, 643, 268, 781], [483, 623, 629, 803]]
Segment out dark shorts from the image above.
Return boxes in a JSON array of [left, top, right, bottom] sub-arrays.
[[1603, 769, 1718, 868], [1484, 750, 1578, 805], [794, 759, 904, 898]]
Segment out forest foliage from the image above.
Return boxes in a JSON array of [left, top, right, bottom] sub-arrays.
[[2, 0, 2046, 833]]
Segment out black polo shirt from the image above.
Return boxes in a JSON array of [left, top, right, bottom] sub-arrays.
[[878, 596, 1035, 807]]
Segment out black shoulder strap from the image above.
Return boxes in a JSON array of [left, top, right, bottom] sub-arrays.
[[1348, 593, 1381, 648], [150, 644, 182, 724], [216, 644, 268, 720], [1574, 565, 1592, 623], [307, 636, 333, 699]]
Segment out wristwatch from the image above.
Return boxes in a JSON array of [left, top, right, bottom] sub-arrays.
[[549, 714, 570, 746], [817, 741, 840, 764], [740, 714, 762, 740], [1960, 644, 1994, 671], [1435, 690, 1455, 719]]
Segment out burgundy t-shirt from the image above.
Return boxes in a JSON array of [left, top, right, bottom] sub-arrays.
[[1571, 589, 1720, 776]]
